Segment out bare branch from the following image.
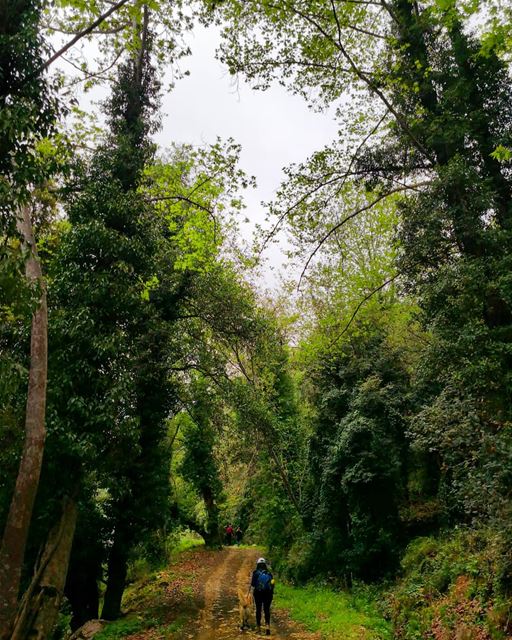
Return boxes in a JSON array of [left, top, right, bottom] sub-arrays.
[[326, 0, 434, 161], [61, 48, 124, 86], [135, 5, 150, 89], [188, 176, 213, 197], [247, 57, 354, 75], [44, 22, 129, 35], [148, 194, 212, 213], [259, 172, 352, 256], [232, 347, 253, 384], [34, 0, 132, 80], [258, 2, 433, 161], [149, 193, 217, 225], [345, 23, 387, 39], [335, 109, 390, 195]]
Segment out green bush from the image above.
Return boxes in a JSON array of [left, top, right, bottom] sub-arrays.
[[390, 528, 512, 640], [283, 534, 318, 582]]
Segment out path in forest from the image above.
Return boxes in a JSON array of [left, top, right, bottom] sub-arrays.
[[174, 547, 319, 640]]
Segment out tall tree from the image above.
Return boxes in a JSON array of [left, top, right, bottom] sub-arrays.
[[6, 9, 169, 635], [0, 0, 59, 633]]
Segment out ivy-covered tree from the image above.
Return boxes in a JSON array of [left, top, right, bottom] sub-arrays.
[[307, 322, 410, 580]]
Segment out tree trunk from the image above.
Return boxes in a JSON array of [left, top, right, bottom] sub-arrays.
[[0, 205, 48, 639], [203, 488, 221, 548], [101, 527, 129, 621], [11, 497, 78, 640], [65, 551, 101, 631]]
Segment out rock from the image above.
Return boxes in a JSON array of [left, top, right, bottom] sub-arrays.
[[69, 619, 108, 640]]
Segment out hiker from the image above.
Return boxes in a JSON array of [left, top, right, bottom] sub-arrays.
[[225, 523, 234, 545], [250, 556, 274, 636], [235, 526, 243, 545]]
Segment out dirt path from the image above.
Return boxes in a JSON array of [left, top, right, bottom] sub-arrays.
[[174, 548, 318, 640]]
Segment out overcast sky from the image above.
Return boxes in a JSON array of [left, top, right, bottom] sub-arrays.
[[158, 25, 338, 283]]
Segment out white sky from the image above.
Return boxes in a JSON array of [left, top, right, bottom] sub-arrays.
[[158, 25, 338, 284]]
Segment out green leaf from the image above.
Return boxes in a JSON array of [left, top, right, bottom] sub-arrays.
[[490, 145, 512, 163]]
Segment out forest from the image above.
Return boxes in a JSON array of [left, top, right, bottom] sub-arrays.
[[1, 0, 512, 638]]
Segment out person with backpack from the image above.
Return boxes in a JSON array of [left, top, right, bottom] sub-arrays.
[[250, 557, 274, 635]]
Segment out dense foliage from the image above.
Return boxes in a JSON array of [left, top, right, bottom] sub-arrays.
[[2, 0, 512, 638]]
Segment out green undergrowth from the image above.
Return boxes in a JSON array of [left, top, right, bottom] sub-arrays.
[[272, 527, 512, 640], [390, 527, 512, 640], [94, 533, 204, 640], [171, 531, 204, 556], [228, 542, 261, 550], [274, 582, 392, 640], [94, 617, 147, 640], [93, 614, 187, 640], [127, 530, 204, 583]]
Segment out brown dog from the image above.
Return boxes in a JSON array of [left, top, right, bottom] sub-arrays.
[[238, 589, 253, 630]]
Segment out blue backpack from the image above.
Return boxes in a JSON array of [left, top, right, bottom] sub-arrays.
[[255, 570, 273, 592]]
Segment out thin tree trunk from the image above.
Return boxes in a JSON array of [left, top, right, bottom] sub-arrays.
[[203, 488, 221, 548], [65, 548, 101, 631], [0, 204, 48, 639], [101, 527, 129, 621], [11, 497, 78, 640]]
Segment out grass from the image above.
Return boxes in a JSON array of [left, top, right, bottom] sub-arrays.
[[127, 531, 205, 583], [94, 617, 148, 640], [151, 615, 188, 638], [274, 582, 392, 640], [170, 531, 204, 556], [231, 543, 262, 550]]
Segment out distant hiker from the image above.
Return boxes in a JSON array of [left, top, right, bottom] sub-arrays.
[[236, 526, 243, 545], [250, 557, 274, 635], [225, 523, 234, 545]]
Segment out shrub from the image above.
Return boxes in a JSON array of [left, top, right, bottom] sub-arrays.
[[390, 529, 512, 640]]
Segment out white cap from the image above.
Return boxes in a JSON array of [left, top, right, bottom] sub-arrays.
[[257, 557, 267, 564]]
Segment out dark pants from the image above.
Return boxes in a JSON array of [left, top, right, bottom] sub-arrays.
[[254, 591, 273, 627]]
